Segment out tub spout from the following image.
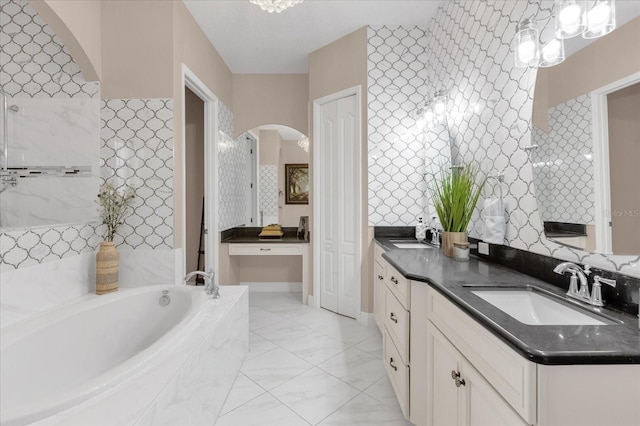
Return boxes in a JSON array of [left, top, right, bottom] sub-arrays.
[[184, 270, 219, 299]]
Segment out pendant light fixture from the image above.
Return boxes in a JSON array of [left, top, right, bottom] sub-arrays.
[[250, 0, 303, 14], [514, 0, 616, 68]]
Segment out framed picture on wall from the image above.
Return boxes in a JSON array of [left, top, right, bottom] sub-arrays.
[[285, 163, 309, 205]]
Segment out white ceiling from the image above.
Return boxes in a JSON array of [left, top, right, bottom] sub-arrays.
[[182, 0, 443, 74], [183, 0, 640, 74]]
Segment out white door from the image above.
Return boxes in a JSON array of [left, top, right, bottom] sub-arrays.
[[318, 94, 359, 318]]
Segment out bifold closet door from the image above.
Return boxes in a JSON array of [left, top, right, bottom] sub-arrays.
[[319, 94, 358, 319]]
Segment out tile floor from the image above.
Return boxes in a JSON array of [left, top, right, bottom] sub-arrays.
[[215, 292, 412, 426]]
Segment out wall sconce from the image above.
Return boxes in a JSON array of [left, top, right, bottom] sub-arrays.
[[514, 0, 615, 68]]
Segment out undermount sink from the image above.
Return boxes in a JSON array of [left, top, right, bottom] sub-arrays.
[[389, 240, 436, 249], [471, 290, 612, 326]]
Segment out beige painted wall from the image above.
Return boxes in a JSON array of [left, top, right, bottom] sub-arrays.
[[279, 140, 310, 227], [308, 26, 371, 312], [233, 74, 309, 137], [101, 0, 173, 99], [185, 88, 205, 277], [259, 129, 282, 165], [171, 0, 233, 252], [533, 18, 640, 133], [30, 0, 102, 82], [547, 17, 640, 107]]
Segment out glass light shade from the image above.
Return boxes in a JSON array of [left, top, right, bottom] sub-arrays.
[[250, 0, 303, 13], [514, 19, 540, 67], [555, 0, 587, 39], [297, 136, 309, 152], [583, 0, 616, 38], [539, 38, 566, 67]]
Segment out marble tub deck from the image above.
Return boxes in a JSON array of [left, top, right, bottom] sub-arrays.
[[217, 292, 411, 426]]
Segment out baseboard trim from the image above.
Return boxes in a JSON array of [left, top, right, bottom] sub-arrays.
[[307, 294, 316, 307], [242, 282, 302, 292]]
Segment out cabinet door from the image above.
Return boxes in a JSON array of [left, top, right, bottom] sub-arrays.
[[427, 323, 461, 426], [460, 358, 528, 426], [374, 261, 385, 329]]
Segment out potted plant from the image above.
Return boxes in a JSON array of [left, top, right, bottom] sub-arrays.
[[96, 182, 135, 294], [430, 164, 485, 257]]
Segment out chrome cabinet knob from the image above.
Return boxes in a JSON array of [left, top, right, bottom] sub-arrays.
[[451, 370, 465, 387], [391, 276, 398, 285], [377, 274, 384, 280], [389, 357, 398, 371], [389, 312, 398, 323]]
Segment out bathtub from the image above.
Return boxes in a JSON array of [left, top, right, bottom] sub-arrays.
[[0, 284, 249, 426]]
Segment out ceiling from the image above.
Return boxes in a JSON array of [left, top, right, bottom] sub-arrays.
[[182, 0, 443, 74], [183, 0, 640, 74]]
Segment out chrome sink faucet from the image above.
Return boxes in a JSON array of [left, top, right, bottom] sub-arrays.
[[553, 262, 592, 302], [553, 262, 617, 307], [184, 270, 220, 299]]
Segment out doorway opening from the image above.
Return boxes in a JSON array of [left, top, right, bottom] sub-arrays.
[[181, 65, 219, 288]]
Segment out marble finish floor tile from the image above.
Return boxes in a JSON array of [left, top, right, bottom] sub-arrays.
[[215, 393, 309, 426], [317, 347, 386, 390], [241, 347, 313, 390], [317, 393, 412, 426], [219, 373, 265, 416], [270, 367, 359, 425], [224, 292, 407, 426]]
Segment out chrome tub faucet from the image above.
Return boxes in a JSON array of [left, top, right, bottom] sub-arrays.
[[184, 270, 220, 299]]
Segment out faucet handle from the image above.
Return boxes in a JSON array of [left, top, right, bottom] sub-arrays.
[[594, 275, 616, 288], [583, 265, 592, 276]]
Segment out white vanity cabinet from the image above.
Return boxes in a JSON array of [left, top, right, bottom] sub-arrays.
[[427, 323, 528, 426], [374, 245, 411, 418]]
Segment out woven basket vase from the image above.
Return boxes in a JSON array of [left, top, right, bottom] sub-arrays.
[[96, 241, 119, 295]]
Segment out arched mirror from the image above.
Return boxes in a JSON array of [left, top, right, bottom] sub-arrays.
[[531, 12, 640, 256], [237, 124, 309, 227]]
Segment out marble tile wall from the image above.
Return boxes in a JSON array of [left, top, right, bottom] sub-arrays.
[[367, 0, 639, 276], [1, 0, 101, 269]]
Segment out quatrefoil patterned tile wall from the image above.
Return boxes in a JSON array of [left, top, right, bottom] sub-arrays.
[[101, 98, 174, 249], [534, 94, 595, 225], [368, 0, 639, 276], [0, 0, 98, 98]]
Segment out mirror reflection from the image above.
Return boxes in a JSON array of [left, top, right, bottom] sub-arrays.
[[531, 16, 640, 255], [238, 124, 309, 227]]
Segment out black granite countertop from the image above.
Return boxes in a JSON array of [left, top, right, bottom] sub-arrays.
[[221, 227, 309, 244], [375, 238, 640, 365]]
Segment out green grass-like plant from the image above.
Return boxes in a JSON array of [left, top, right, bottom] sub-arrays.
[[97, 182, 136, 242], [430, 164, 485, 233]]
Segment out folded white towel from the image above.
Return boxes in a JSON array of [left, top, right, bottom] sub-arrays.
[[483, 197, 505, 244]]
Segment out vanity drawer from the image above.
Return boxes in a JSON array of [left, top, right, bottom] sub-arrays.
[[383, 331, 409, 418], [385, 263, 410, 309], [228, 244, 303, 256], [428, 289, 536, 424], [384, 288, 410, 364]]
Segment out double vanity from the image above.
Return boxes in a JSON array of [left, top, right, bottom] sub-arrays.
[[373, 238, 640, 426]]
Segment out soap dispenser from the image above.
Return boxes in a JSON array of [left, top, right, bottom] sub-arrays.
[[416, 216, 427, 242]]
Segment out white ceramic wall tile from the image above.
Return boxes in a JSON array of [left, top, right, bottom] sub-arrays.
[[0, 0, 98, 98], [118, 249, 176, 287], [259, 165, 278, 225], [368, 25, 452, 226], [101, 98, 174, 249], [367, 0, 639, 276], [217, 102, 248, 231], [534, 94, 595, 225]]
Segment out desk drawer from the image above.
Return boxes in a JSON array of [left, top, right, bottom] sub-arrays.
[[228, 244, 303, 256]]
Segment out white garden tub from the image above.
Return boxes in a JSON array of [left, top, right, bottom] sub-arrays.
[[0, 284, 248, 426]]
